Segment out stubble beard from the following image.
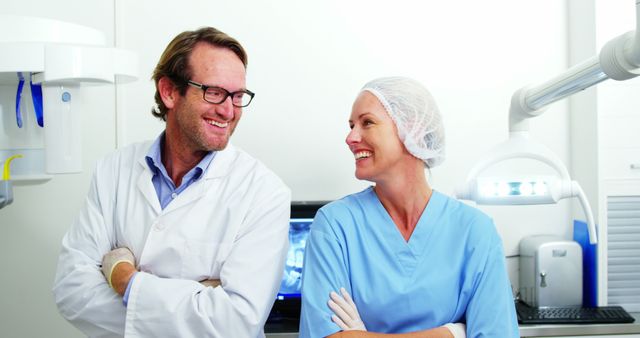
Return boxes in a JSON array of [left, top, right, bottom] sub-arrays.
[[189, 123, 234, 152], [175, 109, 236, 153]]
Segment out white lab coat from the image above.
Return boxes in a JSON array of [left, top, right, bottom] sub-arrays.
[[52, 141, 291, 338]]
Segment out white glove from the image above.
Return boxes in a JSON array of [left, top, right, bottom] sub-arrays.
[[443, 323, 466, 338], [101, 247, 135, 289], [328, 287, 367, 331]]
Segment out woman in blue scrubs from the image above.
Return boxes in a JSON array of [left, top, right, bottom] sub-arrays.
[[299, 77, 519, 338]]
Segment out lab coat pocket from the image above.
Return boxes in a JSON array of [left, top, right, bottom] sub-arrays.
[[180, 240, 230, 281]]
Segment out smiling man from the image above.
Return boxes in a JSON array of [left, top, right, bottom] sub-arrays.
[[53, 27, 291, 338]]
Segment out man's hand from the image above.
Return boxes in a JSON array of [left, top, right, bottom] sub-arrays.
[[101, 247, 136, 295], [200, 279, 221, 288], [328, 288, 367, 331]]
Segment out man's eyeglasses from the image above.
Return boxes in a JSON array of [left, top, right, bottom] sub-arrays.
[[187, 80, 255, 108]]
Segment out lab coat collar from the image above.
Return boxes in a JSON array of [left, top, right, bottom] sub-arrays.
[[135, 142, 237, 180], [203, 143, 236, 180], [137, 161, 162, 214], [135, 142, 238, 214]]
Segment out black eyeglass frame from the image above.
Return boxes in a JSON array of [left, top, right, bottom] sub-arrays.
[[187, 80, 255, 108]]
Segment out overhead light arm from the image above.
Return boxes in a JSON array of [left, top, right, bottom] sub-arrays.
[[456, 1, 640, 245], [511, 1, 640, 133]]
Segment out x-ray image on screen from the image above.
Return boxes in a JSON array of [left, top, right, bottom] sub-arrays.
[[266, 202, 327, 331], [278, 219, 312, 296]]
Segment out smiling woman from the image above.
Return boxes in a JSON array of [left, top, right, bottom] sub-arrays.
[[347, 92, 409, 183], [346, 77, 444, 184], [299, 77, 519, 338]]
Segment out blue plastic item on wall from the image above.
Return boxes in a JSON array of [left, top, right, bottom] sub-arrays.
[[15, 72, 25, 128], [29, 75, 44, 127], [14, 72, 45, 128], [573, 220, 598, 307]]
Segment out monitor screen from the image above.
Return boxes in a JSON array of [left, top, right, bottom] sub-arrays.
[[265, 201, 328, 332], [277, 217, 312, 299]]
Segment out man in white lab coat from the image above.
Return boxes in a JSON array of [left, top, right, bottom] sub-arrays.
[[52, 27, 291, 338]]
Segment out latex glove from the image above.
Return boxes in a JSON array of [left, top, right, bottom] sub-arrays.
[[200, 279, 221, 288], [101, 247, 135, 289], [328, 287, 367, 331], [442, 323, 466, 338]]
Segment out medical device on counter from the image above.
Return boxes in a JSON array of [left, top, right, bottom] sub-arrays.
[[0, 15, 138, 178], [519, 235, 583, 308], [455, 1, 640, 245]]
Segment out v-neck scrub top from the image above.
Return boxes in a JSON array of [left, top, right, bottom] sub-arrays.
[[299, 187, 519, 337]]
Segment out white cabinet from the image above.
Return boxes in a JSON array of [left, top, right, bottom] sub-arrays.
[[599, 180, 640, 311], [570, 78, 640, 312], [571, 71, 640, 313], [593, 73, 640, 311], [570, 79, 640, 312], [568, 0, 640, 312]]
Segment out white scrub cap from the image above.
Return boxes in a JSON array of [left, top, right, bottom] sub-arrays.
[[361, 76, 445, 168]]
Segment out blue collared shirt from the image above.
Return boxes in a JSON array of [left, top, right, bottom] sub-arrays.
[[145, 132, 216, 210], [123, 132, 216, 306]]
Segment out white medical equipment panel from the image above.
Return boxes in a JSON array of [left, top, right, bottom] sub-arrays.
[[601, 181, 640, 312], [0, 15, 137, 180]]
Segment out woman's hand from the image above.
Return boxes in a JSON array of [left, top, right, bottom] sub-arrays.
[[327, 288, 465, 338], [443, 323, 466, 338], [328, 288, 367, 331]]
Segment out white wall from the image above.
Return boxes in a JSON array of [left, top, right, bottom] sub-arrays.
[[593, 1, 640, 137], [0, 1, 116, 337], [117, 0, 572, 255], [0, 0, 598, 336]]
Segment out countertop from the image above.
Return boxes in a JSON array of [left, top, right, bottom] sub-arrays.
[[519, 312, 640, 337], [265, 312, 640, 337]]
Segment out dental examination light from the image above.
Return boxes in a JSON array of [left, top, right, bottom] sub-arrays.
[[455, 0, 640, 244]]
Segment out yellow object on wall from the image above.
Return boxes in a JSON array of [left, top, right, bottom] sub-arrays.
[[2, 154, 23, 180]]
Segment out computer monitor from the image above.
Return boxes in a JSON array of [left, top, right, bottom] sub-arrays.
[[265, 201, 329, 333]]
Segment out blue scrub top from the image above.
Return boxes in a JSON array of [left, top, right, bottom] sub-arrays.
[[299, 187, 519, 338]]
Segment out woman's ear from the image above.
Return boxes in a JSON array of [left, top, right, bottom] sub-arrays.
[[158, 77, 178, 110]]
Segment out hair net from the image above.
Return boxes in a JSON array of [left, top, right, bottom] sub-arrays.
[[361, 76, 445, 168]]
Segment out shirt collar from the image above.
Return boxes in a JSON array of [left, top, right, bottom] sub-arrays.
[[145, 132, 217, 181]]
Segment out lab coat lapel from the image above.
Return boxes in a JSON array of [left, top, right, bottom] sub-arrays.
[[136, 157, 162, 214], [202, 143, 235, 180], [162, 144, 236, 214], [162, 180, 206, 213]]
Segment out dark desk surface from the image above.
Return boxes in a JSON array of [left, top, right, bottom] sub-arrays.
[[265, 312, 640, 338], [519, 311, 640, 337]]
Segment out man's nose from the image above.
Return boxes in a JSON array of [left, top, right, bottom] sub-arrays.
[[215, 96, 235, 119]]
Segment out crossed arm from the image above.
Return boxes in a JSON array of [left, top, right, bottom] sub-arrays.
[[101, 248, 220, 296], [53, 166, 291, 337], [329, 329, 453, 338], [325, 288, 463, 338]]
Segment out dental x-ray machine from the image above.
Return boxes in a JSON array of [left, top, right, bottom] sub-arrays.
[[0, 16, 138, 210]]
